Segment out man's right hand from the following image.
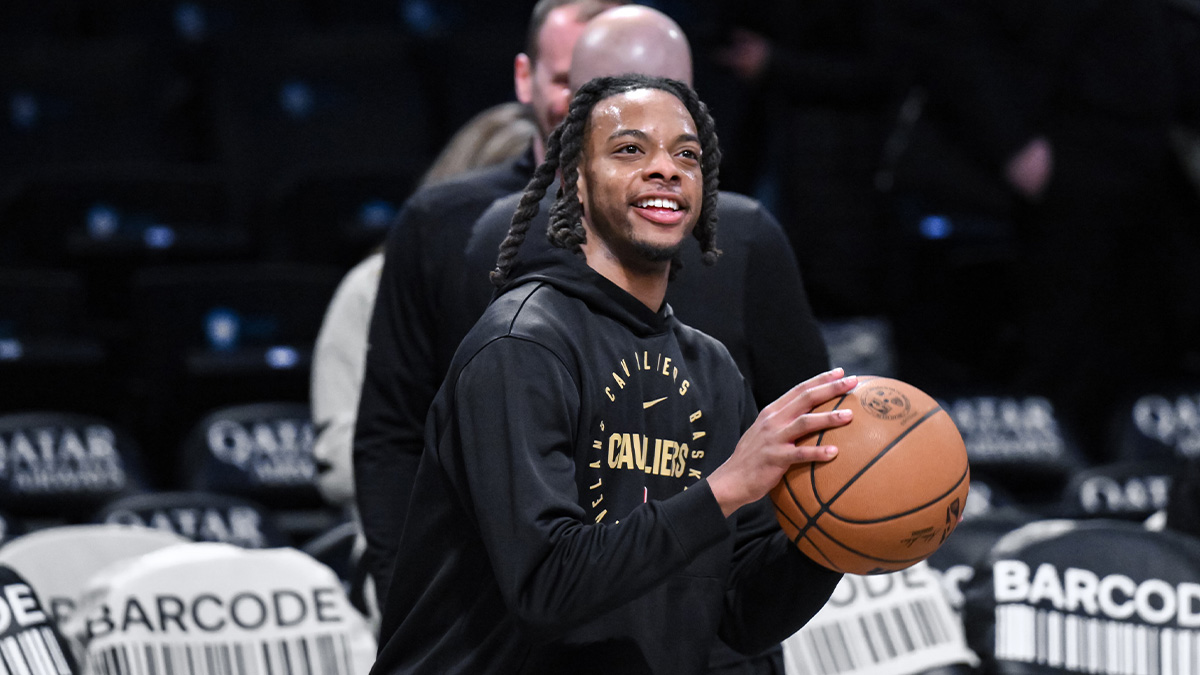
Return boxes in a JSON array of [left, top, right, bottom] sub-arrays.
[[707, 369, 856, 517]]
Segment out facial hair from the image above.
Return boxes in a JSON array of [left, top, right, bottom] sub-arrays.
[[630, 238, 683, 263]]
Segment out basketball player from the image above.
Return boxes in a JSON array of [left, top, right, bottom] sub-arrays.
[[369, 74, 854, 675], [355, 1, 830, 622]]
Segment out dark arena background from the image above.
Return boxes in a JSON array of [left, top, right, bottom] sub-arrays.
[[1, 1, 1200, 674]]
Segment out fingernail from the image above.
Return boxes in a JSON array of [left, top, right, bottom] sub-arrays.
[[826, 446, 838, 457], [837, 409, 852, 421], [829, 367, 844, 377]]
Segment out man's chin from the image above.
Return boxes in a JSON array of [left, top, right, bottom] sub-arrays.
[[632, 240, 683, 264]]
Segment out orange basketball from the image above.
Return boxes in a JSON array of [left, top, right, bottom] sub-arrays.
[[770, 376, 970, 575]]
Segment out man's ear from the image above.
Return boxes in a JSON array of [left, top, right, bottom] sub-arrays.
[[574, 160, 589, 221], [514, 53, 534, 105]]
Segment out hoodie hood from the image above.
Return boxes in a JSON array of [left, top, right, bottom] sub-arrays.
[[498, 246, 671, 339]]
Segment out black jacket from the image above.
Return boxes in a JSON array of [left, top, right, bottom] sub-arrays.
[[353, 152, 534, 603], [371, 252, 842, 674]]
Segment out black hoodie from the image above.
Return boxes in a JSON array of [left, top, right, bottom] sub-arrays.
[[370, 252, 842, 675]]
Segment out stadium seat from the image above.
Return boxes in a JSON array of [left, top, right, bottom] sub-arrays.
[[178, 402, 339, 544], [0, 524, 188, 628], [925, 508, 1039, 618], [0, 563, 81, 675], [259, 161, 420, 266], [939, 391, 1090, 512], [301, 520, 369, 618], [1057, 459, 1176, 522], [93, 491, 289, 549], [85, 0, 309, 49], [308, 0, 522, 37], [782, 562, 979, 675], [64, 542, 376, 675], [0, 509, 25, 547], [0, 268, 113, 417], [1104, 377, 1200, 463], [125, 262, 341, 484], [0, 1, 87, 42], [0, 164, 247, 269], [0, 36, 199, 195], [818, 316, 899, 379], [960, 518, 1200, 674], [1164, 453, 1200, 540], [0, 412, 149, 524], [0, 165, 250, 327], [961, 478, 1027, 520], [205, 26, 435, 209]]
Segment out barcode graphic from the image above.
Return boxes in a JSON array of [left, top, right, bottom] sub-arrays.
[[793, 597, 958, 675], [996, 605, 1200, 674], [87, 634, 355, 675], [0, 627, 74, 675]]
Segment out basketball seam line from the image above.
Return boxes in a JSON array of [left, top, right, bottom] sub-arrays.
[[787, 405, 945, 557], [826, 464, 969, 525]]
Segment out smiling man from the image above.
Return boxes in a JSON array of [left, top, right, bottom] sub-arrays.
[[369, 74, 853, 675]]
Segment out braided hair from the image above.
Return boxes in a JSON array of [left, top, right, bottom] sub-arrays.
[[490, 73, 722, 287]]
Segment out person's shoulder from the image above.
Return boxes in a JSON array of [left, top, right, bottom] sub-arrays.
[[490, 279, 582, 339], [456, 280, 579, 365], [464, 190, 528, 261], [475, 191, 525, 232], [388, 159, 530, 256], [406, 158, 530, 214], [715, 191, 779, 227], [713, 191, 790, 245], [325, 251, 384, 316], [343, 251, 384, 287], [715, 190, 766, 216]]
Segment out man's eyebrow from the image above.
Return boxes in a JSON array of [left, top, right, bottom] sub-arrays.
[[607, 129, 702, 145], [608, 128, 648, 142]]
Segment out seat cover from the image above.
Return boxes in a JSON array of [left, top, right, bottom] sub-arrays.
[[67, 543, 375, 675]]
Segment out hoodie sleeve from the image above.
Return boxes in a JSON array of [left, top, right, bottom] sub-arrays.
[[451, 336, 734, 641], [717, 379, 844, 654]]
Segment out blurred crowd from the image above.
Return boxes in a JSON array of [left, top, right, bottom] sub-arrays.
[[701, 0, 1200, 457]]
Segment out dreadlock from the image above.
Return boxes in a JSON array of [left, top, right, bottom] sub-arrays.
[[490, 73, 722, 287]]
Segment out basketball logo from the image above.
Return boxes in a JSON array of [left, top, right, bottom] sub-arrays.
[[860, 385, 910, 421]]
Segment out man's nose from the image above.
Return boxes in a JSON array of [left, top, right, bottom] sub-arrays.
[[643, 148, 680, 182]]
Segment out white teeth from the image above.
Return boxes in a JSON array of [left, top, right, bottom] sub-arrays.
[[637, 198, 679, 210]]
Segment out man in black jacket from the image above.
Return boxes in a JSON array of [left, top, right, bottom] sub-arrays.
[[354, 2, 829, 629], [352, 0, 619, 608], [370, 73, 851, 675]]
